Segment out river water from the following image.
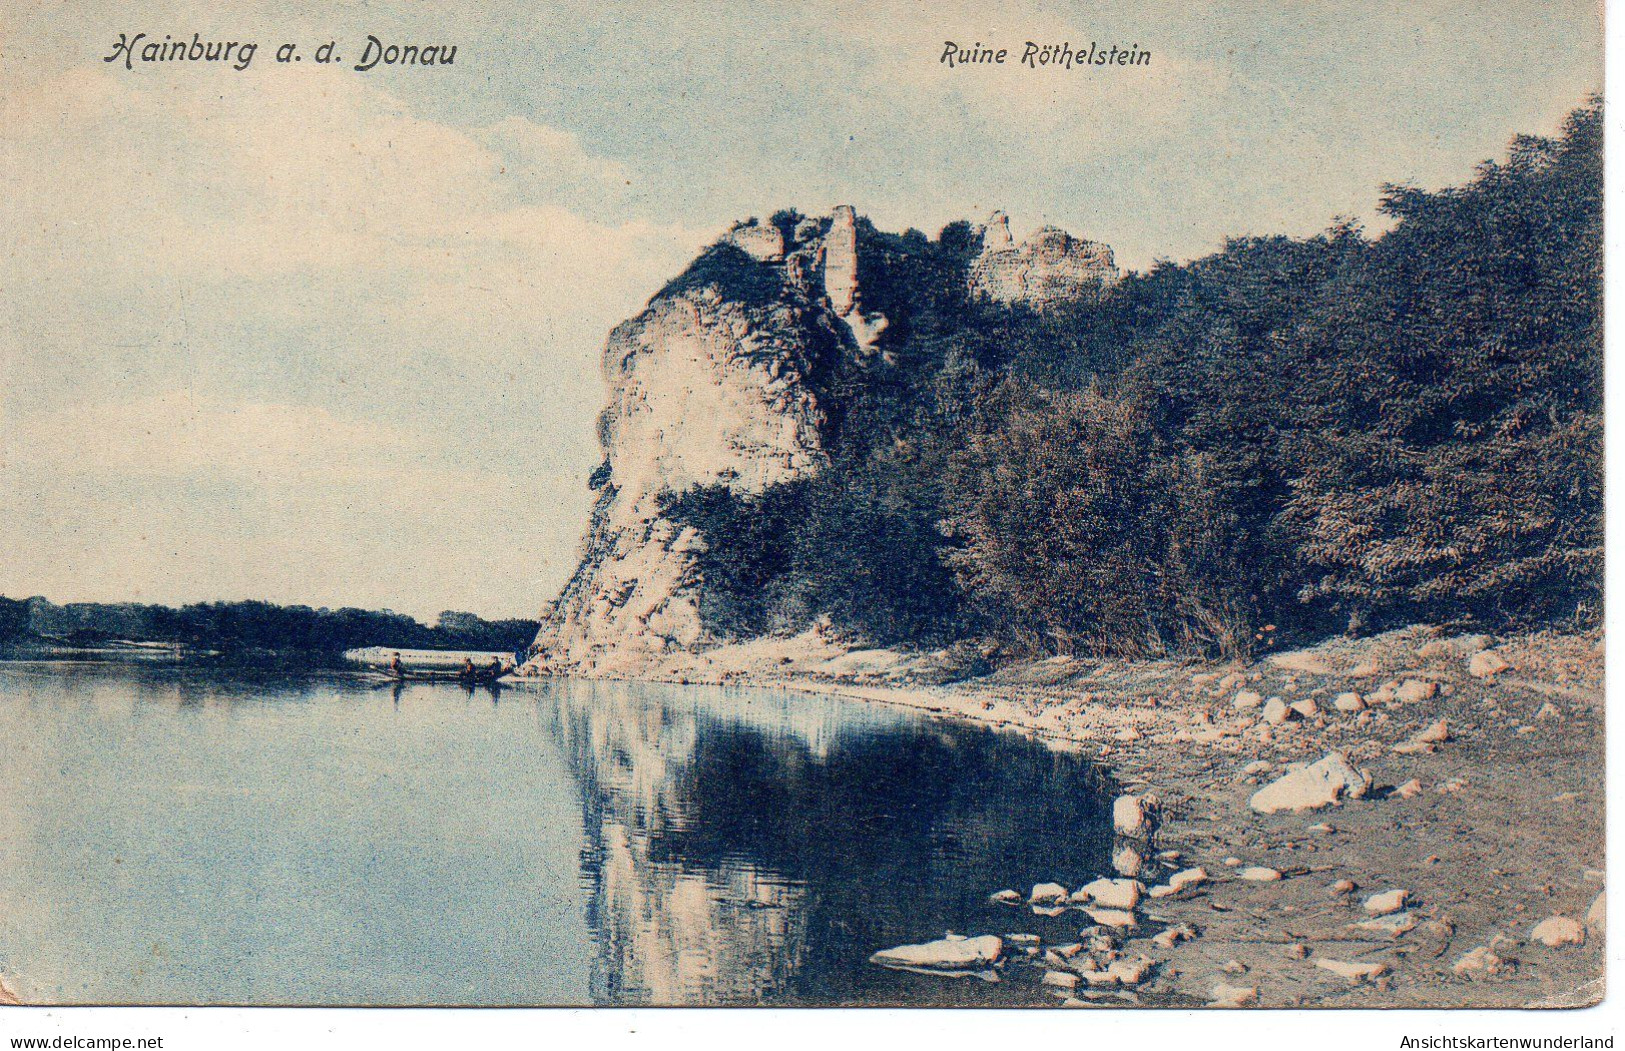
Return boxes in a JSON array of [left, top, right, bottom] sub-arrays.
[[0, 662, 1115, 1005]]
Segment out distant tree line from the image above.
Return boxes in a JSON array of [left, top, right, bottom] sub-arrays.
[[0, 596, 537, 658], [665, 99, 1601, 659]]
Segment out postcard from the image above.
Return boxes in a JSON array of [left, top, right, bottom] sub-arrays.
[[0, 0, 1605, 1021]]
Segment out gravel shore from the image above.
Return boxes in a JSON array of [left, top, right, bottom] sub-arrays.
[[635, 624, 1606, 1007]]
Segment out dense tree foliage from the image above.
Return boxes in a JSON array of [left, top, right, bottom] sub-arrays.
[[668, 100, 1600, 658], [6, 596, 537, 658]]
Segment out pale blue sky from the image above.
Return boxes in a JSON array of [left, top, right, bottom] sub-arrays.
[[0, 1, 1602, 618]]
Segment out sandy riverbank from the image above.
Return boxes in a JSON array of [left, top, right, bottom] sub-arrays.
[[590, 624, 1606, 1007]]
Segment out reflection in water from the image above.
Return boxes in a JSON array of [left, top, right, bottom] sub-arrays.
[[0, 665, 1113, 1006], [543, 681, 1114, 1006]]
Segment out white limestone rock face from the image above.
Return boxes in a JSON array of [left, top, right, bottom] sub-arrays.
[[969, 212, 1119, 309], [823, 205, 889, 351], [531, 207, 1120, 673], [532, 223, 836, 674], [722, 217, 786, 262]]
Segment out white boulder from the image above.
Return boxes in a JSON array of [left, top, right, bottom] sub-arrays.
[[1452, 946, 1513, 977], [1364, 889, 1409, 915], [870, 934, 1004, 971], [1029, 882, 1069, 905], [1113, 794, 1158, 839], [1232, 690, 1264, 711], [1394, 679, 1439, 704], [1042, 970, 1080, 990], [1079, 877, 1142, 911], [1083, 907, 1138, 929], [1316, 958, 1389, 982], [1530, 916, 1586, 948], [1209, 983, 1259, 1007], [1248, 751, 1371, 813], [1262, 697, 1298, 725]]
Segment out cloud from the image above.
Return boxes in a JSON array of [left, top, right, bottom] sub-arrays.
[[0, 65, 711, 617], [5, 391, 422, 483]]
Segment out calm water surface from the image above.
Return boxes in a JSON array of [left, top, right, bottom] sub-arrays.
[[0, 662, 1114, 1005]]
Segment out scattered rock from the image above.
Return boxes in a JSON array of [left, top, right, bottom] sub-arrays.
[[1290, 697, 1320, 719], [1452, 946, 1515, 977], [1147, 871, 1203, 899], [1315, 958, 1390, 983], [1239, 866, 1283, 882], [1209, 983, 1259, 1007], [1078, 877, 1142, 911], [1042, 970, 1081, 990], [1284, 943, 1310, 960], [1364, 889, 1410, 915], [1083, 907, 1138, 930], [990, 889, 1022, 904], [1535, 702, 1562, 721], [1249, 751, 1372, 813], [1394, 679, 1438, 704], [1352, 911, 1418, 938], [870, 934, 1004, 972], [1221, 959, 1249, 974], [1113, 794, 1158, 839], [1030, 882, 1069, 905], [1328, 878, 1358, 897], [1307, 822, 1335, 834], [1151, 923, 1199, 949], [1081, 927, 1121, 954], [1232, 690, 1265, 711], [1112, 843, 1147, 878], [1469, 651, 1512, 678], [1587, 892, 1605, 934], [1243, 760, 1274, 775], [1333, 692, 1367, 714], [1393, 779, 1424, 799], [1529, 916, 1586, 948], [1415, 918, 1456, 958], [1105, 956, 1154, 987], [1263, 697, 1299, 725], [1415, 719, 1451, 743], [1348, 662, 1381, 678], [1394, 718, 1450, 755]]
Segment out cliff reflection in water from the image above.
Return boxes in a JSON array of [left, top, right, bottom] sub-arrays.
[[540, 681, 1114, 1005]]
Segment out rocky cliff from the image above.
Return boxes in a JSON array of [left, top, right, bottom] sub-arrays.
[[530, 209, 1116, 673], [968, 211, 1119, 308]]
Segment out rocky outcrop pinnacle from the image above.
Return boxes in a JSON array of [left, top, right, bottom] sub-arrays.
[[529, 207, 1116, 673], [970, 211, 1119, 307]]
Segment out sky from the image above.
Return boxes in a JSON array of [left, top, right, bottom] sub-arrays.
[[0, 0, 1603, 620]]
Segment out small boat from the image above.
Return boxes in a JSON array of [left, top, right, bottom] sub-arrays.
[[361, 667, 511, 685]]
